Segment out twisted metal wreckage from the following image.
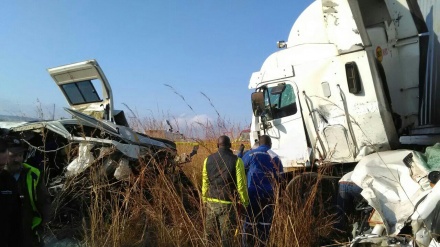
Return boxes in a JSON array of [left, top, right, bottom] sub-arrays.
[[0, 60, 199, 241]]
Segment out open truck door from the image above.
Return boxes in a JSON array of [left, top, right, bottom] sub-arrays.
[[48, 60, 128, 126]]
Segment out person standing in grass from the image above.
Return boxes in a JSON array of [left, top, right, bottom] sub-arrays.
[[5, 137, 52, 247], [202, 135, 250, 247], [241, 135, 283, 246], [0, 136, 23, 246]]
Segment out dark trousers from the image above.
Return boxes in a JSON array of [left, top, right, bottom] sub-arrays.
[[335, 182, 363, 232], [243, 192, 273, 247], [0, 171, 23, 246], [205, 202, 237, 247]]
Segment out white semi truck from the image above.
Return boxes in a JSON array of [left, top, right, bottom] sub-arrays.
[[249, 0, 440, 244], [249, 0, 440, 170]]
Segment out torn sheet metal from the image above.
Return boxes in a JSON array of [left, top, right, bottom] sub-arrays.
[[10, 121, 73, 139], [351, 150, 432, 236], [66, 142, 95, 176], [322, 0, 364, 53], [0, 59, 200, 246], [411, 181, 440, 241], [0, 59, 178, 182], [0, 121, 28, 129], [66, 107, 174, 150]]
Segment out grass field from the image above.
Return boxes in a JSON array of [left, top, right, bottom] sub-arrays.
[[54, 137, 341, 247], [30, 103, 341, 246]]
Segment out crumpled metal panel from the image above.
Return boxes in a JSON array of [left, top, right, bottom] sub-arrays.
[[322, 0, 364, 53], [10, 121, 72, 139], [351, 150, 432, 236]]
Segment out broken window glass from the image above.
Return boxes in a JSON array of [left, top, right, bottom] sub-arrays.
[[263, 83, 297, 120]]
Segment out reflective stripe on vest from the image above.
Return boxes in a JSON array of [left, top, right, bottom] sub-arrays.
[[204, 197, 233, 204], [23, 163, 43, 230]]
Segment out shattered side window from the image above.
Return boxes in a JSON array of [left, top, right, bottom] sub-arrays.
[[61, 80, 102, 105], [264, 84, 297, 120], [279, 85, 295, 108]]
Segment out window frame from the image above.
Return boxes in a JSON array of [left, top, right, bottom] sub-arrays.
[[60, 80, 102, 105], [261, 83, 297, 120]]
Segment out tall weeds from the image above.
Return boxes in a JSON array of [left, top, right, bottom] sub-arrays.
[[38, 92, 343, 246], [269, 169, 339, 246], [49, 146, 341, 247]]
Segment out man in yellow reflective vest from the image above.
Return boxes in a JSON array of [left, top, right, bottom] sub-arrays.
[[5, 137, 52, 247], [202, 135, 249, 247]]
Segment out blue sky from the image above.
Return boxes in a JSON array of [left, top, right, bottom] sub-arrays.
[[0, 1, 313, 131]]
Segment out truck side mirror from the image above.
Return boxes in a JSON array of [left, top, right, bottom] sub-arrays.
[[251, 92, 265, 116]]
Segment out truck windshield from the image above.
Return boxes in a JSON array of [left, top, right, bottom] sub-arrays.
[[264, 84, 297, 120]]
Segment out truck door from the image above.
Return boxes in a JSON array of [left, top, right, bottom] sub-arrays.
[[48, 60, 116, 122], [252, 81, 310, 169]]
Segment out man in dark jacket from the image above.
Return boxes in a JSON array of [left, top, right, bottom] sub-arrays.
[[0, 137, 23, 246], [242, 135, 283, 246], [5, 137, 52, 247], [202, 135, 249, 247]]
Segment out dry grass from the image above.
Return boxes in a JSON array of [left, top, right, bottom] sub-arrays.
[[272, 170, 340, 246], [31, 97, 341, 246], [47, 141, 340, 247], [41, 118, 341, 247]]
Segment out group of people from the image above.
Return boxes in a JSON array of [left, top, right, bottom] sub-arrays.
[[0, 135, 52, 247], [0, 130, 366, 247], [202, 134, 283, 246], [0, 131, 281, 247]]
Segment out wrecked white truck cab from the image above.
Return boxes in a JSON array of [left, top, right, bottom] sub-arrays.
[[1, 60, 187, 180], [0, 60, 199, 244], [247, 0, 440, 245], [249, 0, 439, 169], [349, 148, 440, 246]]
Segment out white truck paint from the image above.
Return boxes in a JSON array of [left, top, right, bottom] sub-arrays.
[[249, 0, 439, 170]]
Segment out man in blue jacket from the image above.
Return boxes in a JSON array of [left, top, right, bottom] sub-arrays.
[[242, 135, 283, 246]]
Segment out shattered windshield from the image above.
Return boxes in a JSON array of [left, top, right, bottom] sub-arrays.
[[61, 80, 101, 105], [264, 84, 297, 120]]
